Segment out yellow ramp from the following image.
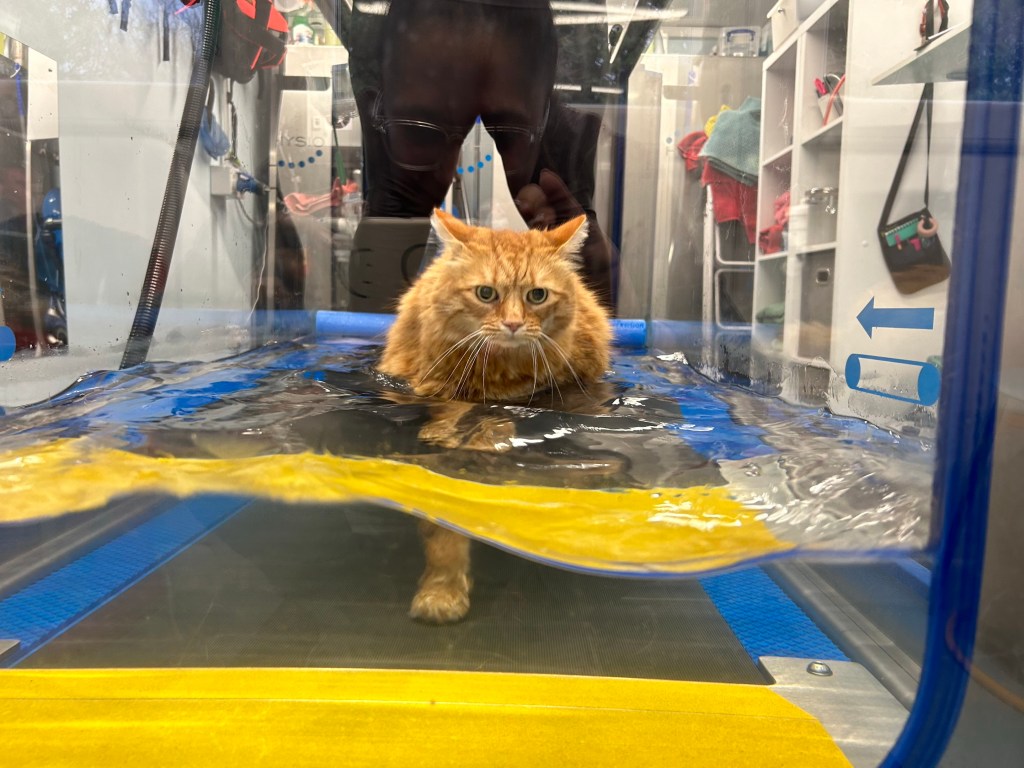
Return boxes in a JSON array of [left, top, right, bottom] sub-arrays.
[[0, 668, 851, 767]]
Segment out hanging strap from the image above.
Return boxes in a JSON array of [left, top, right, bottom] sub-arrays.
[[932, 0, 951, 37], [879, 82, 935, 229], [163, 1, 172, 62], [120, 0, 132, 32]]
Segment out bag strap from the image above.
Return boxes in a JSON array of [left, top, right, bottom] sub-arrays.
[[879, 81, 935, 229], [920, 0, 945, 201], [922, 0, 951, 42], [934, 1, 951, 38], [926, 83, 934, 205]]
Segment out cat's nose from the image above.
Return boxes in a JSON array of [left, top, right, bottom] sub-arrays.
[[503, 321, 523, 334]]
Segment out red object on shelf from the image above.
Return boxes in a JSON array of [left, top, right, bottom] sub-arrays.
[[702, 163, 758, 244], [758, 190, 791, 254]]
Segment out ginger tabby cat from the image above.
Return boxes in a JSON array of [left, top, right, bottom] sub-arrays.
[[379, 209, 611, 623]]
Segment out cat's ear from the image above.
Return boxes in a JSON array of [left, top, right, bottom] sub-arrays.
[[546, 214, 589, 266], [431, 208, 475, 248]]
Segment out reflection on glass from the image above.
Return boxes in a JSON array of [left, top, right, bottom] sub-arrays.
[[0, 34, 64, 357], [1, 1, 1019, 765]]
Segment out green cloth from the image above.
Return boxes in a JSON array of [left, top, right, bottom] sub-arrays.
[[756, 302, 785, 324]]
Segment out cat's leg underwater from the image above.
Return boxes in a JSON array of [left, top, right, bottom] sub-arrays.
[[410, 520, 472, 623]]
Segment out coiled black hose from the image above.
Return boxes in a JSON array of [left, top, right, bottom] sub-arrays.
[[120, 0, 221, 369]]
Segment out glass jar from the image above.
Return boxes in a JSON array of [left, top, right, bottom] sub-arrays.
[[804, 187, 838, 244]]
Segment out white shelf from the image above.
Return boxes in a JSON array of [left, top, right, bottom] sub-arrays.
[[804, 0, 844, 30], [754, 0, 851, 400], [795, 241, 838, 254], [872, 23, 970, 86], [762, 145, 794, 168], [764, 29, 800, 70], [802, 116, 844, 148]]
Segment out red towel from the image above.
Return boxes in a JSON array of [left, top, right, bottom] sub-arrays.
[[701, 163, 757, 244], [773, 190, 791, 226], [759, 224, 785, 254], [677, 131, 708, 172]]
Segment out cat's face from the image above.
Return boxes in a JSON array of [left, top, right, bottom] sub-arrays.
[[428, 210, 588, 349]]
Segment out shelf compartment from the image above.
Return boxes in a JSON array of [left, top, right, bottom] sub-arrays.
[[796, 249, 835, 361], [800, 0, 849, 138], [715, 268, 755, 328], [757, 162, 792, 242], [753, 258, 787, 327], [762, 43, 798, 160], [797, 148, 841, 191]]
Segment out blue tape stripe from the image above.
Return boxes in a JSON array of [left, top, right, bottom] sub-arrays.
[[0, 496, 249, 666], [700, 569, 847, 663]]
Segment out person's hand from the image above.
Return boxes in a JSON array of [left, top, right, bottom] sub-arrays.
[[514, 169, 614, 310], [513, 169, 584, 229]]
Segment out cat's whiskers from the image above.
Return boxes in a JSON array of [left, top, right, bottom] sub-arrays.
[[527, 341, 540, 406], [480, 338, 493, 404], [539, 333, 589, 394], [419, 330, 484, 386], [536, 343, 561, 407], [426, 336, 480, 398], [431, 334, 487, 399], [450, 336, 488, 401]]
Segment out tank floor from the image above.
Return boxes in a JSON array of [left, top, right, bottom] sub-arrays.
[[21, 500, 764, 683]]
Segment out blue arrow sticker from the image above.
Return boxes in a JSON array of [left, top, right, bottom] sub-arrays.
[[857, 297, 934, 338]]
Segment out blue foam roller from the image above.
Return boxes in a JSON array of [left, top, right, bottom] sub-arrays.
[[0, 325, 15, 362], [315, 311, 394, 339], [612, 318, 647, 348], [315, 311, 647, 348]]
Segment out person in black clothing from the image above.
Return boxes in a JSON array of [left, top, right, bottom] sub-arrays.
[[324, 0, 617, 307]]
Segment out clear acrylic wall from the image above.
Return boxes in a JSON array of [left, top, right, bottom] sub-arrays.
[[0, 1, 1021, 766]]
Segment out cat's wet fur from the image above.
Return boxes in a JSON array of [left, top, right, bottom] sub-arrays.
[[379, 209, 612, 622]]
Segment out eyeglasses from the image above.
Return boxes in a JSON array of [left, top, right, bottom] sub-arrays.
[[371, 91, 547, 174]]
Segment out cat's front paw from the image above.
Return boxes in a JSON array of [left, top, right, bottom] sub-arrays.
[[462, 416, 517, 452], [418, 419, 463, 449], [410, 581, 470, 624]]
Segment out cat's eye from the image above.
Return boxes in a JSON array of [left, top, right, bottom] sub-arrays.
[[476, 285, 498, 303], [526, 287, 548, 304]]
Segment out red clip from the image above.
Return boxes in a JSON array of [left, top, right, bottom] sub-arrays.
[[268, 6, 290, 34], [236, 0, 257, 21]]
